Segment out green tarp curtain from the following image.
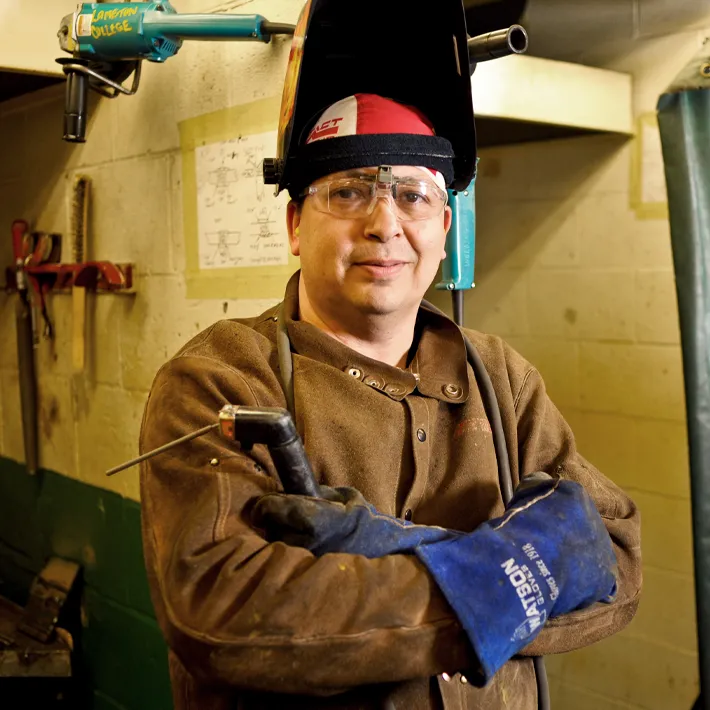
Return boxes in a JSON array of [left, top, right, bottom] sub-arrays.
[[657, 39, 710, 710]]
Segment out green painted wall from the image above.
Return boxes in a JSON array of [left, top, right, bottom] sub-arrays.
[[0, 457, 172, 709]]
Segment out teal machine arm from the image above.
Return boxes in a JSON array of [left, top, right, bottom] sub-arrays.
[[438, 174, 477, 324], [56, 1, 296, 141]]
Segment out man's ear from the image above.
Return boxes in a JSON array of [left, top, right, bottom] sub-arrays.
[[287, 200, 302, 256], [442, 205, 453, 260]]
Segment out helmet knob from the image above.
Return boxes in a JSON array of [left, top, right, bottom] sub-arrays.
[[262, 158, 283, 185]]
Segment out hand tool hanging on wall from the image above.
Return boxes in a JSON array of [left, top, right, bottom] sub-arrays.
[[21, 230, 63, 342], [5, 210, 133, 477], [72, 176, 91, 372], [56, 1, 297, 143], [10, 219, 39, 475]]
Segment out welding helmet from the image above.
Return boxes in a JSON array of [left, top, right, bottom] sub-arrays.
[[262, 0, 477, 198]]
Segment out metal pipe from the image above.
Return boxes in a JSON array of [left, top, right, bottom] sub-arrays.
[[105, 423, 219, 476], [468, 24, 528, 64]]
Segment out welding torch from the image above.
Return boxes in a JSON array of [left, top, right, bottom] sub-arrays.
[[107, 404, 321, 498]]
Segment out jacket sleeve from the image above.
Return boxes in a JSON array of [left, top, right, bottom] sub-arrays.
[[139, 353, 475, 695], [508, 361, 642, 656]]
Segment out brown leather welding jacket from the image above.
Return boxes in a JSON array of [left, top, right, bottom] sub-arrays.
[[139, 272, 642, 710]]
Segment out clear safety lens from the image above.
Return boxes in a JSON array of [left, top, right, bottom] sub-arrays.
[[304, 177, 447, 221]]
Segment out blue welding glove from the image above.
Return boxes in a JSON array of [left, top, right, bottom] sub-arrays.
[[414, 471, 618, 684], [252, 486, 458, 557]]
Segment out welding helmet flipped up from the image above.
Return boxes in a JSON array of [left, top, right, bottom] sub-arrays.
[[262, 0, 477, 198]]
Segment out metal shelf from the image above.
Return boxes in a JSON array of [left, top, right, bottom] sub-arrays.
[[473, 54, 633, 146]]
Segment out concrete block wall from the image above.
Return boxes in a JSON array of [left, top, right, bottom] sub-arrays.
[[0, 1, 704, 708]]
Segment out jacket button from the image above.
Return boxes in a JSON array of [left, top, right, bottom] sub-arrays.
[[460, 675, 468, 684], [364, 376, 384, 389], [442, 383, 463, 399], [441, 672, 452, 682], [417, 428, 427, 442], [385, 384, 405, 397], [347, 367, 362, 379], [404, 509, 413, 521]]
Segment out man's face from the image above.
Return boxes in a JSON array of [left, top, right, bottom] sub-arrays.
[[287, 166, 452, 319]]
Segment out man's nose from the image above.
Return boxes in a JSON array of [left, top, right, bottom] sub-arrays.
[[364, 195, 403, 242]]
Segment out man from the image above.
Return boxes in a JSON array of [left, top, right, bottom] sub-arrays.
[[140, 93, 641, 709]]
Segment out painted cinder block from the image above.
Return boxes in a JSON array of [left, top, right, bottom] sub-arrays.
[[633, 219, 674, 269], [548, 632, 699, 710], [576, 271, 636, 341], [634, 489, 694, 575], [474, 199, 538, 272], [634, 418, 690, 498], [36, 372, 76, 477], [505, 337, 581, 410], [573, 413, 689, 498], [630, 566, 697, 654], [526, 270, 581, 339], [70, 154, 172, 276], [635, 270, 681, 344], [0, 180, 33, 258], [475, 145, 537, 208], [119, 274, 197, 393], [463, 268, 530, 337], [168, 151, 185, 274], [524, 134, 629, 201], [578, 192, 638, 269], [535, 198, 581, 269], [550, 680, 645, 710], [571, 411, 636, 487], [32, 295, 75, 379], [580, 342, 685, 420], [1, 368, 25, 463], [0, 294, 19, 372], [75, 383, 146, 500], [114, 60, 182, 161], [85, 292, 125, 388], [0, 110, 25, 183], [476, 197, 580, 272]]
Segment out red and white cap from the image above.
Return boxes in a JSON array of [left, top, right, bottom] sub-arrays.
[[287, 93, 455, 197], [305, 94, 447, 190]]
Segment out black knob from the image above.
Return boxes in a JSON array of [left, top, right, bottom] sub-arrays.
[[64, 70, 88, 143], [262, 158, 282, 185]]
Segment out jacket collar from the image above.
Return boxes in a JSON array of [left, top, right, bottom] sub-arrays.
[[281, 272, 469, 404]]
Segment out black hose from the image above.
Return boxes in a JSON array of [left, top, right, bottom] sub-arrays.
[[534, 657, 551, 710], [452, 289, 464, 327], [276, 301, 296, 418], [422, 298, 513, 503]]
